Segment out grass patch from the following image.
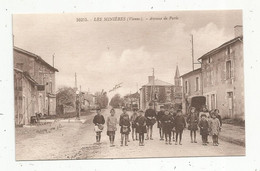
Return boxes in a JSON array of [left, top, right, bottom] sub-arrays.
[[222, 117, 245, 127]]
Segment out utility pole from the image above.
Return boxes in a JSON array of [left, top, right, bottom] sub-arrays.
[[152, 68, 155, 110], [191, 34, 194, 71], [75, 72, 77, 90], [52, 53, 55, 68]]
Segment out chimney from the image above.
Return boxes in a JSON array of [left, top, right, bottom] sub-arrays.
[[148, 76, 155, 83], [234, 25, 243, 37]]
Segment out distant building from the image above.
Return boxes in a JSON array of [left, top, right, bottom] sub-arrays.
[[181, 25, 244, 119], [14, 47, 59, 125], [140, 66, 182, 110], [124, 92, 140, 110]]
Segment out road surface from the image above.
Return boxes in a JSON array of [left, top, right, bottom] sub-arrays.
[[16, 108, 245, 160]]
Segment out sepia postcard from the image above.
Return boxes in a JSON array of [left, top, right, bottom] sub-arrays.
[[12, 10, 245, 161]]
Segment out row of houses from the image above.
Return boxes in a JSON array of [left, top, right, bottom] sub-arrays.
[[14, 46, 58, 125], [181, 25, 244, 119]]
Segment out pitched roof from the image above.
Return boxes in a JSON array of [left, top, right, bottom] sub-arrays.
[[180, 68, 201, 78], [14, 46, 59, 72], [14, 68, 38, 85], [143, 79, 173, 86], [198, 36, 243, 60]]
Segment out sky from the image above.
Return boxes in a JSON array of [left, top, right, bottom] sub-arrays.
[[12, 10, 242, 99]]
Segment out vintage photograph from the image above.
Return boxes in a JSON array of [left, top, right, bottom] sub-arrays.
[[13, 10, 245, 160]]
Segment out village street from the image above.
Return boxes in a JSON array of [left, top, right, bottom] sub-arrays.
[[16, 108, 245, 160]]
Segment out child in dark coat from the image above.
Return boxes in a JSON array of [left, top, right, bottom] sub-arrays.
[[199, 114, 209, 145], [135, 110, 147, 146], [187, 107, 199, 143], [161, 109, 174, 145], [119, 108, 131, 146], [156, 106, 165, 140], [93, 108, 105, 143], [174, 110, 186, 145]]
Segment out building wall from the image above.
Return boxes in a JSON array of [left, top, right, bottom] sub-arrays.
[[140, 85, 175, 110], [181, 70, 203, 114], [14, 49, 57, 116], [201, 40, 244, 119], [14, 70, 37, 125]]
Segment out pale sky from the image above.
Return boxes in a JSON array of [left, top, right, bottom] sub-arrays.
[[13, 10, 242, 99]]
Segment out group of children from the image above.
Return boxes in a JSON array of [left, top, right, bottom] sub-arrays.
[[92, 105, 222, 147], [187, 107, 222, 146], [157, 106, 186, 145]]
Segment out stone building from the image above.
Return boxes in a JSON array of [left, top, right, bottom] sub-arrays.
[[14, 46, 59, 125], [181, 68, 203, 114], [14, 68, 38, 125], [181, 25, 244, 119], [140, 66, 182, 110], [199, 25, 244, 119]]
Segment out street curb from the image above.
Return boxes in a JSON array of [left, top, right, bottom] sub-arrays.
[[218, 135, 245, 147], [38, 119, 87, 124]]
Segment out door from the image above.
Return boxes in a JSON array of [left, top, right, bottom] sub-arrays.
[[227, 92, 234, 117]]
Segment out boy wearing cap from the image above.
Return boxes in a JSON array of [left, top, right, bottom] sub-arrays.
[[93, 108, 105, 143], [157, 106, 165, 141], [161, 109, 174, 145], [199, 114, 209, 145], [145, 103, 156, 140]]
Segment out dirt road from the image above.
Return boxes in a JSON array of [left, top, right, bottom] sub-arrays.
[[15, 108, 245, 160]]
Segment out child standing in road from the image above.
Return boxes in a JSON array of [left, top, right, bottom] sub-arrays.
[[119, 108, 131, 146], [145, 103, 156, 140], [187, 107, 199, 143], [161, 109, 174, 145], [209, 112, 221, 146], [93, 108, 105, 143], [135, 110, 147, 146], [107, 108, 117, 147], [174, 110, 186, 145], [130, 108, 139, 141], [157, 106, 165, 141], [169, 107, 177, 141], [199, 114, 209, 145]]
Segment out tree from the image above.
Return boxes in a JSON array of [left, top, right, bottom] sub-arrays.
[[109, 94, 123, 108], [95, 91, 109, 109], [56, 86, 76, 107]]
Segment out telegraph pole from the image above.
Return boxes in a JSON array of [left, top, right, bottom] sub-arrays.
[[52, 53, 55, 68], [75, 73, 78, 90], [191, 34, 194, 71], [152, 68, 155, 110]]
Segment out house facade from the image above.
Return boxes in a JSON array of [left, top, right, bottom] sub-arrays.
[[140, 66, 182, 110], [181, 68, 203, 114], [14, 68, 38, 125], [14, 46, 58, 125], [180, 25, 244, 119]]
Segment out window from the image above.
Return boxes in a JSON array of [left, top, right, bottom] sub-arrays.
[[210, 70, 214, 85], [185, 81, 188, 93], [208, 56, 212, 63], [49, 82, 53, 93], [195, 77, 200, 91], [226, 60, 232, 79], [211, 94, 216, 110]]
